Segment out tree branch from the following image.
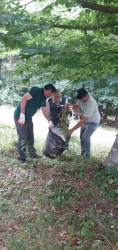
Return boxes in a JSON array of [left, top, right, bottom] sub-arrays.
[[76, 0, 118, 14], [80, 54, 103, 68], [8, 21, 118, 37], [52, 22, 118, 31], [51, 29, 66, 40], [21, 0, 34, 8], [109, 30, 118, 36], [80, 51, 118, 68]]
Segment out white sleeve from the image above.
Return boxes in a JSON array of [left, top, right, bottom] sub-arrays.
[[46, 99, 50, 116], [65, 98, 68, 105]]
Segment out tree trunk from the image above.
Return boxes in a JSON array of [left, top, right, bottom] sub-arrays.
[[115, 114, 118, 128], [103, 132, 118, 167]]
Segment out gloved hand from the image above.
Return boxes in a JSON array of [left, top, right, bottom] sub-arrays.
[[18, 113, 25, 125], [48, 121, 54, 129]]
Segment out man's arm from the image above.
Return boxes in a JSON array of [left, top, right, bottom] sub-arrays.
[[72, 104, 80, 110], [20, 92, 33, 114], [41, 106, 51, 121], [18, 92, 33, 125], [68, 116, 88, 136], [41, 106, 55, 129]]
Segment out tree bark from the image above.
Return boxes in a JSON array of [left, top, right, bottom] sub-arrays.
[[103, 132, 118, 167], [76, 0, 118, 14], [115, 114, 118, 128]]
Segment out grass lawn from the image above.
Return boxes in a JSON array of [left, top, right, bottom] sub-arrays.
[[0, 123, 118, 250]]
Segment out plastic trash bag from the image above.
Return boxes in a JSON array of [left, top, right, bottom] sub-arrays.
[[43, 128, 70, 158]]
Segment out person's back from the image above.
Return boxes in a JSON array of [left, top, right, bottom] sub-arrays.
[[14, 87, 46, 122]]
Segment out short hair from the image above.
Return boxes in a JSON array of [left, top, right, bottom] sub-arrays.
[[44, 84, 56, 92], [55, 89, 61, 93], [76, 88, 88, 99]]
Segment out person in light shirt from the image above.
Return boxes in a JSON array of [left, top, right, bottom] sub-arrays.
[[68, 88, 100, 158]]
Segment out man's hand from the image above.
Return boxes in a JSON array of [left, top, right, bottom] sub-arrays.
[[48, 121, 54, 129], [67, 116, 88, 136], [72, 104, 79, 110], [18, 113, 25, 125]]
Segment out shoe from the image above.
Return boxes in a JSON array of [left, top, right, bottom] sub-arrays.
[[77, 154, 82, 157], [30, 154, 42, 159], [18, 157, 26, 163], [77, 154, 84, 157], [83, 155, 90, 159], [44, 153, 55, 159], [77, 153, 90, 159]]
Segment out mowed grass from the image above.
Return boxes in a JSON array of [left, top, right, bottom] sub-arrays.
[[0, 123, 118, 250]]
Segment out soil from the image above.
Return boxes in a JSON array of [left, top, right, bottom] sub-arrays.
[[100, 118, 115, 128]]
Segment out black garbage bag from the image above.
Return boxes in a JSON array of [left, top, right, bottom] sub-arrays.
[[43, 128, 70, 158]]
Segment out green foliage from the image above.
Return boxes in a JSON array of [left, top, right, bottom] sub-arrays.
[[0, 55, 29, 106], [0, 0, 118, 81], [76, 74, 118, 106], [96, 166, 118, 199], [0, 0, 118, 112]]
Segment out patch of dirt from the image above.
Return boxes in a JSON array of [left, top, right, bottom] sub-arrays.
[[100, 118, 115, 127]]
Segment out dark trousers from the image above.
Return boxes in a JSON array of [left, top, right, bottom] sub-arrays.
[[14, 116, 36, 160], [80, 122, 99, 158]]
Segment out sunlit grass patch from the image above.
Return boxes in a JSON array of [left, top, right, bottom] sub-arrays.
[[0, 124, 17, 150]]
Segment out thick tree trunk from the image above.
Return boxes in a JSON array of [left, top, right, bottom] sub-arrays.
[[103, 132, 118, 167], [115, 114, 118, 128]]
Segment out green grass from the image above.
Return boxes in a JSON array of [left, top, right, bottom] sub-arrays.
[[0, 123, 118, 250]]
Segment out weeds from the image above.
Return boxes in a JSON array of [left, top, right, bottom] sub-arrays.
[[0, 123, 118, 250]]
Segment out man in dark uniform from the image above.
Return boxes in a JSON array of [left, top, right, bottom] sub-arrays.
[[42, 89, 69, 158], [14, 84, 56, 162], [46, 89, 68, 127]]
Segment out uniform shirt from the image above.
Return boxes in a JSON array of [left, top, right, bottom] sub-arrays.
[[46, 96, 68, 126], [77, 95, 100, 123], [14, 87, 46, 122], [46, 96, 68, 116]]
